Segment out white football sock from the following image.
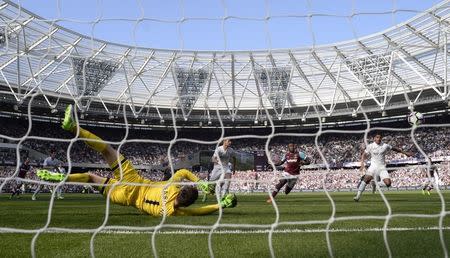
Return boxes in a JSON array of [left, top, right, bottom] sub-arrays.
[[356, 181, 367, 198], [222, 179, 231, 196]]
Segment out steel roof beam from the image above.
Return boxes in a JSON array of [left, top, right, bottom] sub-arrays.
[[124, 50, 155, 93], [2, 16, 34, 43], [334, 47, 383, 107], [311, 51, 352, 102], [383, 34, 444, 84], [357, 40, 411, 90], [0, 20, 52, 71], [144, 52, 177, 103], [354, 41, 412, 108], [249, 53, 266, 115], [428, 12, 450, 28], [405, 24, 439, 48], [21, 37, 82, 89], [231, 54, 236, 116], [0, 2, 9, 11], [288, 51, 329, 112]]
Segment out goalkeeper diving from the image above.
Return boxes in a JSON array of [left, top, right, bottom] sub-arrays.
[[37, 105, 237, 216]]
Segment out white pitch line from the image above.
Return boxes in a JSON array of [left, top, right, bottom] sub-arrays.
[[100, 227, 450, 234], [2, 227, 450, 235]]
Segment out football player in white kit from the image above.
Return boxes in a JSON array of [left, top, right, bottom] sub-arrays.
[[32, 151, 65, 200], [354, 132, 413, 202], [209, 138, 237, 198], [421, 164, 440, 195]]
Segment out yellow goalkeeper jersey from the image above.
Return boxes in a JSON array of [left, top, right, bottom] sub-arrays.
[[136, 168, 219, 216], [104, 157, 219, 217]]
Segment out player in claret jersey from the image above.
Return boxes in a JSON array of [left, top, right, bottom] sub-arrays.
[[10, 157, 32, 199], [267, 142, 310, 203]]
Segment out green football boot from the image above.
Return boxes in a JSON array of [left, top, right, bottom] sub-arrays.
[[36, 169, 65, 182], [61, 104, 76, 131]]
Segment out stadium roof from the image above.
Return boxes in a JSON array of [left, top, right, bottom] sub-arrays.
[[0, 0, 449, 122]]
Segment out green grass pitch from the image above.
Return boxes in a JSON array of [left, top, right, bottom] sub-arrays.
[[1, 191, 450, 257]]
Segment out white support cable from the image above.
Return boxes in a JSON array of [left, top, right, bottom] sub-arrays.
[[311, 51, 353, 102], [125, 50, 155, 91], [250, 54, 266, 118], [384, 52, 395, 106], [211, 69, 233, 116], [54, 74, 74, 93], [0, 21, 53, 72], [0, 69, 19, 101], [329, 64, 342, 114], [395, 51, 445, 98], [21, 38, 83, 102], [20, 37, 82, 88], [285, 65, 295, 109], [231, 54, 236, 117], [383, 34, 445, 84], [132, 52, 177, 105], [16, 33, 21, 95], [233, 61, 254, 118], [5, 16, 34, 38], [176, 52, 211, 118], [203, 54, 215, 121], [445, 32, 448, 97], [22, 55, 73, 100], [0, 2, 8, 11]]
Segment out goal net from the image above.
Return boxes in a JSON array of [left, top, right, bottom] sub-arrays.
[[0, 0, 449, 257]]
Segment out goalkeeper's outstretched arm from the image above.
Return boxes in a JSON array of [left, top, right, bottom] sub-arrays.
[[174, 194, 237, 216], [169, 169, 214, 194]]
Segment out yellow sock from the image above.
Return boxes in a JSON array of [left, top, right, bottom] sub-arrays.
[[76, 127, 108, 153], [67, 173, 90, 183]]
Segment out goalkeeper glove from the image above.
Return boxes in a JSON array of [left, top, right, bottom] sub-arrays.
[[220, 194, 237, 208], [198, 181, 215, 195]]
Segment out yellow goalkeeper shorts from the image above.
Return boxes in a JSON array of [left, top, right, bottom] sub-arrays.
[[100, 155, 150, 207]]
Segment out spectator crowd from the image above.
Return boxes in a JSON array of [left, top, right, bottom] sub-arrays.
[[1, 118, 450, 167], [1, 164, 449, 194], [1, 117, 450, 194]]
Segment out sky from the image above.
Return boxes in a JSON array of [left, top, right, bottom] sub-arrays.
[[13, 0, 443, 51]]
